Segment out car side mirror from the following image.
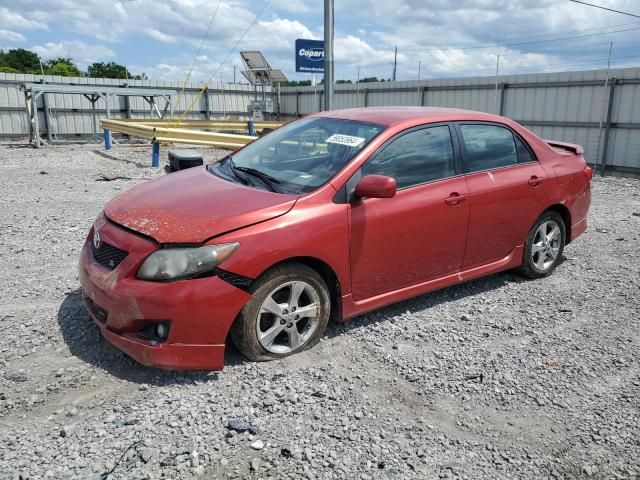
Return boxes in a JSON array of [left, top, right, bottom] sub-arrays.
[[353, 175, 397, 200]]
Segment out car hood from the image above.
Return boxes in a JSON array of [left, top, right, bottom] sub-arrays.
[[104, 166, 299, 243]]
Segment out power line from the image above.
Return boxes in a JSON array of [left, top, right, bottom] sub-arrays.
[[173, 0, 272, 125], [333, 25, 639, 69], [212, 0, 272, 79], [568, 0, 640, 19], [335, 44, 615, 72], [400, 25, 640, 52], [398, 20, 640, 51], [173, 0, 223, 117], [338, 51, 640, 81], [428, 54, 640, 78]]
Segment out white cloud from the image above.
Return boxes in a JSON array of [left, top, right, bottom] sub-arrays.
[[252, 18, 316, 49], [3, 0, 640, 81], [31, 41, 116, 67], [335, 35, 405, 67], [269, 0, 317, 14], [0, 7, 48, 30], [0, 29, 26, 42], [143, 28, 177, 44], [129, 57, 223, 82]]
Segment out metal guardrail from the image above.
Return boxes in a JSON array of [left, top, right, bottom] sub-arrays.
[[100, 118, 259, 148], [99, 118, 271, 166], [120, 119, 285, 132]]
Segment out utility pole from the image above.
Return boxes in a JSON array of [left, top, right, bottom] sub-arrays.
[[324, 0, 334, 111], [356, 66, 361, 106], [233, 65, 236, 84], [595, 41, 614, 170], [221, 73, 226, 119], [417, 60, 422, 102], [392, 46, 398, 81], [494, 49, 501, 114]]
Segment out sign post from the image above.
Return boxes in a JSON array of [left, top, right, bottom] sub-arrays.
[[324, 0, 334, 111]]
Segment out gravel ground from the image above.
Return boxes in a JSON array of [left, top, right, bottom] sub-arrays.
[[0, 142, 639, 480]]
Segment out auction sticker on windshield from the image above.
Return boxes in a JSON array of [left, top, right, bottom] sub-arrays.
[[326, 134, 365, 148]]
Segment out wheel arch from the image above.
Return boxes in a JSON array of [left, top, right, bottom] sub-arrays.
[[246, 256, 343, 323], [275, 257, 342, 322], [544, 204, 572, 243]]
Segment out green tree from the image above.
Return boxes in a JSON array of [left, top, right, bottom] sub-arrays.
[[87, 61, 134, 79], [281, 80, 312, 87], [0, 48, 42, 74], [336, 79, 352, 84], [357, 76, 382, 84], [44, 57, 82, 77]]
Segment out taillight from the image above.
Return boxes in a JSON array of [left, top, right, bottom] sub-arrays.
[[584, 166, 593, 181]]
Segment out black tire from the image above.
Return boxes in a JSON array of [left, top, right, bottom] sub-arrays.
[[516, 210, 566, 279], [230, 262, 331, 362]]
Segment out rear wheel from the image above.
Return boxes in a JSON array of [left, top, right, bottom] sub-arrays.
[[230, 263, 330, 362], [516, 211, 566, 279]]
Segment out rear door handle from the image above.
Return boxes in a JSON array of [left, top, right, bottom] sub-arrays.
[[445, 193, 467, 206], [528, 175, 544, 187]]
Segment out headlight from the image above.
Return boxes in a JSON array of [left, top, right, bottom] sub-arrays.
[[137, 243, 239, 281]]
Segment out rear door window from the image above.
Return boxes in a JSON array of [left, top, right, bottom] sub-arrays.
[[459, 124, 519, 173]]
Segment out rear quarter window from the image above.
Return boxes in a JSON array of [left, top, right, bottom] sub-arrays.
[[515, 135, 536, 163]]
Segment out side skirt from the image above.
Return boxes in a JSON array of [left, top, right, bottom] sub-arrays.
[[340, 246, 524, 320]]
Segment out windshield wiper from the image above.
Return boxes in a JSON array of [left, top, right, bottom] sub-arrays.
[[232, 164, 281, 192]]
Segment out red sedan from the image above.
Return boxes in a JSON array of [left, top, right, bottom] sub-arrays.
[[79, 107, 592, 370]]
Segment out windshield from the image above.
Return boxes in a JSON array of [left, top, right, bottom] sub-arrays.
[[208, 117, 384, 194]]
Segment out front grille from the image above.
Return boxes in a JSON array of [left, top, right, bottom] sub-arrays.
[[92, 242, 128, 270]]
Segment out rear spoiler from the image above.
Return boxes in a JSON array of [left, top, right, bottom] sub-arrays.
[[545, 140, 584, 156]]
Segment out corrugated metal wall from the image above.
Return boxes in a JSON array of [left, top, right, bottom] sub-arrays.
[[279, 67, 640, 173], [1, 68, 639, 172], [0, 73, 261, 138]]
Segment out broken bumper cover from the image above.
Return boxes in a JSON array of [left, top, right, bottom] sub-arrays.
[[78, 219, 252, 371]]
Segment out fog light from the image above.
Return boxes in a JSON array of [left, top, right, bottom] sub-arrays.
[[155, 323, 168, 340]]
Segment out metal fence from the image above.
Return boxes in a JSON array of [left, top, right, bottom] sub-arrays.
[[1, 67, 639, 175], [279, 67, 640, 175], [0, 73, 262, 140]]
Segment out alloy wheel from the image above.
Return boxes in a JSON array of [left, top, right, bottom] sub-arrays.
[[531, 220, 561, 271], [256, 281, 321, 354]]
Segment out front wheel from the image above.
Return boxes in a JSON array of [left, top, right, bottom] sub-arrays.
[[516, 211, 566, 279], [230, 263, 331, 362]]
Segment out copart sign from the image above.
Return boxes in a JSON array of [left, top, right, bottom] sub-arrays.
[[295, 39, 324, 73]]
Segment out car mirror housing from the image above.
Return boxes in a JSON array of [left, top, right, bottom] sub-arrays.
[[353, 175, 397, 200]]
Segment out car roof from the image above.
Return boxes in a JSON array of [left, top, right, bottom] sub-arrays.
[[312, 106, 506, 127]]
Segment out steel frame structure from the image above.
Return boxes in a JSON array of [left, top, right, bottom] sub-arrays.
[[21, 83, 176, 148]]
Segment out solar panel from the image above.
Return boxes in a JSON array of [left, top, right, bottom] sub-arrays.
[[241, 70, 257, 83], [241, 69, 288, 85], [269, 69, 288, 83], [240, 51, 271, 70], [239, 51, 287, 85]]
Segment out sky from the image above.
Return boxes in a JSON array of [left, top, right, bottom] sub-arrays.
[[1, 0, 640, 83]]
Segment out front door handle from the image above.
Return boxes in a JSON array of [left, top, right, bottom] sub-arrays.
[[528, 175, 544, 187], [444, 192, 467, 206]]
